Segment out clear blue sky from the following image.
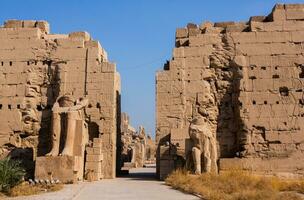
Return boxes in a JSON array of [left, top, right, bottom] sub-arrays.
[[1, 0, 303, 137]]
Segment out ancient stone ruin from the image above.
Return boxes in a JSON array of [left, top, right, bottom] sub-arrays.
[[119, 112, 155, 171], [156, 4, 304, 179], [0, 20, 121, 182]]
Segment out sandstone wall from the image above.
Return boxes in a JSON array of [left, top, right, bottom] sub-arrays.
[[156, 4, 304, 179], [0, 20, 120, 179]]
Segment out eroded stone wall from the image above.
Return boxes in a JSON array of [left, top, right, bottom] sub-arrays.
[[0, 20, 120, 179], [156, 4, 304, 179]]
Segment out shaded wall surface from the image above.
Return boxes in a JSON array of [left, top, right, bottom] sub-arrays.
[[156, 4, 304, 179], [0, 20, 121, 179]]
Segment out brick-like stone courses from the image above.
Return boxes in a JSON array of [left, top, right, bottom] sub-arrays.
[[85, 137, 103, 181], [0, 20, 120, 179], [156, 4, 304, 179]]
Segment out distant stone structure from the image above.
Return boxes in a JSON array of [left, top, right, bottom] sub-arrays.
[[146, 134, 156, 163], [119, 112, 155, 171], [156, 4, 304, 179], [0, 20, 121, 182]]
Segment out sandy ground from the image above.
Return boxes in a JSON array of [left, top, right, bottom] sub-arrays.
[[7, 165, 199, 200]]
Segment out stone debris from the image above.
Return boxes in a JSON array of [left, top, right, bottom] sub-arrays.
[[156, 3, 304, 179], [0, 20, 121, 182]]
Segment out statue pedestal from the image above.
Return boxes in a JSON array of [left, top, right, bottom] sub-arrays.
[[35, 155, 84, 183], [35, 119, 88, 183]]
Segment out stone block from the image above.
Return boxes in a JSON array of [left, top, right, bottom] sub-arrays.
[[188, 27, 200, 37], [283, 21, 304, 31], [4, 20, 23, 28], [225, 23, 248, 32], [285, 4, 304, 20], [35, 156, 84, 183], [85, 161, 101, 172], [56, 38, 84, 48], [159, 145, 171, 160], [93, 147, 102, 155], [249, 55, 272, 67], [271, 43, 301, 55], [36, 21, 50, 34], [184, 56, 210, 68], [173, 47, 184, 58], [23, 20, 36, 28], [184, 46, 213, 57], [156, 71, 171, 81], [175, 28, 188, 38], [69, 31, 91, 41], [230, 32, 256, 44], [93, 141, 102, 148], [291, 31, 304, 42], [0, 28, 41, 40], [86, 154, 103, 162], [220, 157, 303, 175], [270, 4, 286, 21], [255, 31, 291, 43], [170, 128, 190, 154], [101, 62, 116, 73], [159, 159, 174, 180], [291, 131, 304, 143], [189, 34, 221, 46], [278, 132, 293, 144], [236, 43, 271, 56]]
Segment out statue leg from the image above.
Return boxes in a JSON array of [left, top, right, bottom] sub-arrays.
[[131, 147, 136, 163], [210, 138, 218, 173], [141, 143, 145, 165], [46, 112, 61, 156], [61, 111, 78, 156], [203, 139, 211, 173], [192, 147, 201, 175]]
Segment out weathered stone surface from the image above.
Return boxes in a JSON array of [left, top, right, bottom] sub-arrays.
[[156, 3, 304, 179], [0, 20, 121, 180], [35, 156, 83, 183]]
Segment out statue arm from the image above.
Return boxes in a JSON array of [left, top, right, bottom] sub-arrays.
[[68, 98, 89, 111], [52, 102, 69, 113]]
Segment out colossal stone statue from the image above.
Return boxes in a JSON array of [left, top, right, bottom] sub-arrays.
[[138, 126, 146, 162], [47, 95, 88, 157], [189, 116, 217, 174]]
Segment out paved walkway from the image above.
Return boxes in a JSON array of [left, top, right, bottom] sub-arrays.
[[9, 165, 199, 200]]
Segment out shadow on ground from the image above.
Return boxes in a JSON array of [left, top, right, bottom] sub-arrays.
[[118, 165, 157, 181]]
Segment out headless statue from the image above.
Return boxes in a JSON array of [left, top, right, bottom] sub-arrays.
[[189, 116, 217, 174], [46, 95, 88, 157]]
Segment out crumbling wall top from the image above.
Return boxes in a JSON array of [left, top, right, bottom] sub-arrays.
[[4, 20, 50, 34], [175, 3, 304, 40]]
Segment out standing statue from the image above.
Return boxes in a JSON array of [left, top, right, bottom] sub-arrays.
[[189, 116, 217, 174], [138, 126, 147, 161], [46, 95, 88, 157]]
